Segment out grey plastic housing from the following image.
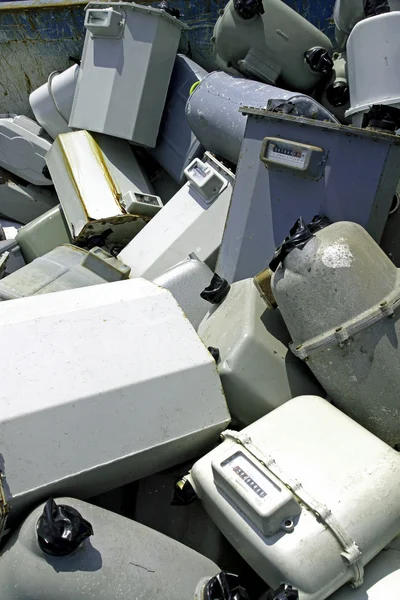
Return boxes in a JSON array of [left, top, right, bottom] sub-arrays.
[[149, 54, 207, 184], [69, 2, 185, 147], [0, 239, 25, 275], [189, 395, 400, 599], [153, 254, 213, 330], [0, 244, 131, 300], [186, 71, 338, 165], [16, 206, 71, 263], [212, 0, 332, 91], [133, 463, 246, 570], [330, 537, 400, 599], [198, 278, 322, 425], [0, 170, 58, 225], [0, 278, 229, 526], [0, 498, 220, 599], [216, 108, 400, 284], [0, 115, 52, 186], [118, 153, 235, 279], [272, 221, 400, 447]]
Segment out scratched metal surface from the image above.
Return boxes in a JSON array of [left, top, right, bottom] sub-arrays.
[[0, 0, 335, 116]]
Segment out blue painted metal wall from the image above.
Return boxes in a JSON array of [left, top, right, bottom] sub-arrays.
[[284, 0, 335, 39], [0, 0, 336, 115]]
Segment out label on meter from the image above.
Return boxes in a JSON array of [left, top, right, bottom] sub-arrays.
[[260, 137, 325, 179], [220, 451, 280, 504], [266, 142, 308, 169]]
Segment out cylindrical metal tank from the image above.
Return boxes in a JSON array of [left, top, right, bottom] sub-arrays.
[[0, 497, 225, 600], [212, 0, 333, 92], [186, 71, 338, 165], [271, 220, 400, 447]]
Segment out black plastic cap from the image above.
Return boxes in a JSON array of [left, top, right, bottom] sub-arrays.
[[362, 104, 400, 133], [204, 572, 250, 600], [233, 0, 264, 19], [171, 478, 198, 506], [208, 346, 220, 363], [42, 165, 52, 181], [37, 498, 93, 557], [200, 273, 231, 304], [259, 584, 299, 600], [305, 48, 333, 75], [269, 215, 331, 272], [364, 0, 390, 17], [158, 1, 180, 18], [268, 100, 296, 115], [325, 82, 349, 107]]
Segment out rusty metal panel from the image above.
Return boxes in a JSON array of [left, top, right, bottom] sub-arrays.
[[0, 0, 85, 115], [0, 0, 336, 116]]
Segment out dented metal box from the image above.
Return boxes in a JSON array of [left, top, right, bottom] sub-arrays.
[[0, 278, 229, 525], [189, 395, 400, 600], [46, 130, 160, 247], [69, 2, 185, 146], [0, 244, 130, 300], [216, 108, 400, 283], [119, 153, 235, 279]]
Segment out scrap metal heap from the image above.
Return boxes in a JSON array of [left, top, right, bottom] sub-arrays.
[[1, 0, 400, 598]]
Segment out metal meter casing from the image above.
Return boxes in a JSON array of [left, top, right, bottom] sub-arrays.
[[216, 107, 400, 284]]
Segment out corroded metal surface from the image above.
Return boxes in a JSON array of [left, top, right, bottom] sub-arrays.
[[0, 0, 336, 116]]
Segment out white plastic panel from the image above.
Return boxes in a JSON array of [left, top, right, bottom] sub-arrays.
[[190, 396, 400, 600], [29, 65, 79, 140], [69, 2, 185, 146], [0, 278, 229, 525], [346, 13, 400, 123], [0, 115, 52, 186], [0, 244, 130, 300], [118, 153, 235, 279], [0, 175, 58, 225]]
